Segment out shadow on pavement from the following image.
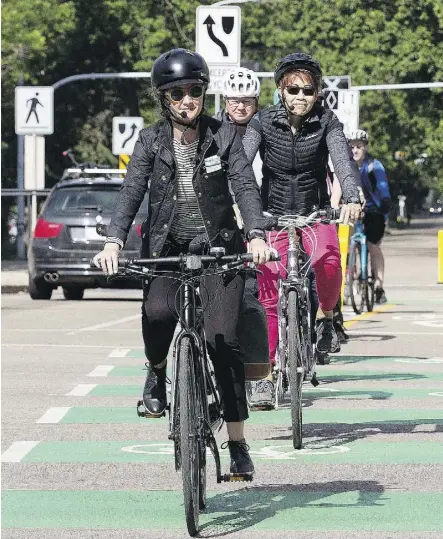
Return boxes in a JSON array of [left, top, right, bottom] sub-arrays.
[[199, 480, 386, 537], [267, 419, 443, 448], [319, 372, 426, 383]]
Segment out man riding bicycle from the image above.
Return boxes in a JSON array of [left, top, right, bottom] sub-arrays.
[[93, 49, 271, 476], [348, 129, 391, 304], [242, 52, 362, 371], [217, 67, 275, 409]]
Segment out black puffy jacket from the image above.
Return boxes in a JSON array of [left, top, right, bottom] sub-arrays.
[[243, 102, 360, 216], [106, 115, 265, 257]]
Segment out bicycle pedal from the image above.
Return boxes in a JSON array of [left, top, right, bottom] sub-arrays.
[[221, 473, 253, 482], [136, 400, 166, 418]]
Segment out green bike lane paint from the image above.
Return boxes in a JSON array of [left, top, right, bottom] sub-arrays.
[[3, 490, 443, 531]]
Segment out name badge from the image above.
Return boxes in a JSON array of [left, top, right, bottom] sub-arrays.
[[204, 155, 222, 174]]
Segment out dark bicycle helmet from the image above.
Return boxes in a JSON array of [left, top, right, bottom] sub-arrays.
[[151, 48, 210, 91], [274, 52, 322, 85]]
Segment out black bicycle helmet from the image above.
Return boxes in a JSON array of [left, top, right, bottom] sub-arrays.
[[151, 48, 210, 91], [274, 52, 322, 85]]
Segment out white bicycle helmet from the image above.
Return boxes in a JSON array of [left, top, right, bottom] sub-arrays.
[[348, 129, 369, 142], [223, 68, 260, 98]]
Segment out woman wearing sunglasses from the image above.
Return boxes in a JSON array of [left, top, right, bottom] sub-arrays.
[[93, 48, 271, 476], [242, 52, 362, 365]]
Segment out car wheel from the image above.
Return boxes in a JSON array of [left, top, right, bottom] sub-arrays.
[[63, 286, 85, 300], [28, 276, 53, 300]]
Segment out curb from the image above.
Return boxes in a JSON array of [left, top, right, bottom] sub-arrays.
[[1, 285, 28, 294]]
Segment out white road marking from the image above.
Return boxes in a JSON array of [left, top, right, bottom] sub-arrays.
[[66, 384, 97, 396], [5, 329, 139, 332], [36, 407, 71, 424], [428, 392, 443, 397], [394, 358, 443, 364], [87, 365, 115, 377], [67, 314, 140, 335], [1, 441, 40, 463], [412, 424, 437, 432], [109, 348, 130, 358]]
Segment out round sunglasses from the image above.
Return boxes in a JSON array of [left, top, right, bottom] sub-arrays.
[[167, 85, 204, 102], [285, 85, 316, 97]]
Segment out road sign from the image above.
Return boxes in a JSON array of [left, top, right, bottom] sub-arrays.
[[15, 86, 54, 135], [324, 90, 360, 136], [207, 66, 236, 95], [323, 75, 351, 90], [196, 6, 241, 68], [112, 117, 144, 156]]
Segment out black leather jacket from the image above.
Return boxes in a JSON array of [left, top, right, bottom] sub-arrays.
[[106, 115, 265, 257]]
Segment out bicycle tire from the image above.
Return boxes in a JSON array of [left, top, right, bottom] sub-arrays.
[[349, 244, 364, 315], [287, 290, 303, 450], [365, 252, 375, 312], [178, 337, 200, 536]]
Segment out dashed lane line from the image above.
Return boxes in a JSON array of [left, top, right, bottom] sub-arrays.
[[87, 365, 115, 377], [36, 407, 71, 424], [109, 348, 131, 358], [1, 441, 40, 463], [66, 384, 97, 396], [67, 315, 140, 335]]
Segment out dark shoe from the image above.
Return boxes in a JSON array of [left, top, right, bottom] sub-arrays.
[[222, 439, 255, 475], [375, 287, 387, 304], [334, 320, 349, 343], [315, 349, 330, 365], [316, 318, 340, 354], [142, 363, 167, 416], [246, 379, 275, 409]]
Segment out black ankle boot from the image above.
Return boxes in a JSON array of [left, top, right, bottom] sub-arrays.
[[142, 363, 167, 416], [222, 439, 255, 475], [316, 317, 340, 353]]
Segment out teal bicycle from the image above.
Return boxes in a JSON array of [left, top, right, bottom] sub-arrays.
[[347, 218, 374, 315]]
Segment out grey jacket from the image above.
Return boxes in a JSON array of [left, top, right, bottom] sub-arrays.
[[106, 115, 265, 257]]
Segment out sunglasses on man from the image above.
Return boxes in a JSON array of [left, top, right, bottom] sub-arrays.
[[167, 85, 204, 102], [285, 85, 316, 97]]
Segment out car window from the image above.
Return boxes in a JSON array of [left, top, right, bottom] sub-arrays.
[[44, 187, 149, 217]]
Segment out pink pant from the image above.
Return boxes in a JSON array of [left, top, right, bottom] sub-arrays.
[[258, 223, 342, 363]]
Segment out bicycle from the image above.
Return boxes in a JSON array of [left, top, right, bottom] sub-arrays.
[[266, 208, 340, 449], [93, 246, 277, 537], [347, 218, 374, 315]]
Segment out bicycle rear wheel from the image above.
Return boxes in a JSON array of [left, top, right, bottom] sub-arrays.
[[349, 244, 364, 315], [287, 290, 303, 449], [178, 337, 200, 536]]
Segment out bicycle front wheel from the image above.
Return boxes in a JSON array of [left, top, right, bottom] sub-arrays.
[[178, 337, 200, 536], [287, 290, 303, 450], [349, 244, 364, 315]]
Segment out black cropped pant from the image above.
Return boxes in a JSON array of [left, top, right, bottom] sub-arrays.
[[141, 241, 248, 422]]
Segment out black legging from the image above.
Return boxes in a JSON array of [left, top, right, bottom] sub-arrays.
[[141, 241, 248, 422]]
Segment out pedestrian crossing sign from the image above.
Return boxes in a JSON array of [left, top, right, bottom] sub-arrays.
[[15, 86, 54, 135]]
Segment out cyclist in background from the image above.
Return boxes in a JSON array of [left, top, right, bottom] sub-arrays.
[[92, 49, 271, 476], [217, 67, 275, 409], [348, 129, 391, 304], [242, 52, 362, 378]]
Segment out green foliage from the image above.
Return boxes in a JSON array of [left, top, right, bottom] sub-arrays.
[[1, 0, 442, 200]]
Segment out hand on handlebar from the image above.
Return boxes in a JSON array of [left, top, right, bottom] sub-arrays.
[[92, 243, 120, 275], [248, 238, 272, 265], [338, 202, 362, 226]]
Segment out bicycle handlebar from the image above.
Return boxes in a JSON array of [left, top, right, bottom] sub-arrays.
[[263, 208, 342, 230]]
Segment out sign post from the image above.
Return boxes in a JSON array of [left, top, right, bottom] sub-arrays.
[[196, 5, 241, 112], [15, 86, 54, 237]]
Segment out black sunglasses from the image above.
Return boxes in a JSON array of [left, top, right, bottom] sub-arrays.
[[286, 85, 316, 97], [168, 85, 204, 102]]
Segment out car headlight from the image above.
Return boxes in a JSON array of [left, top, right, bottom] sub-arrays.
[[430, 207, 435, 212]]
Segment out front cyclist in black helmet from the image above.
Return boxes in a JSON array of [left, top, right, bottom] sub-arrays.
[[93, 49, 271, 476]]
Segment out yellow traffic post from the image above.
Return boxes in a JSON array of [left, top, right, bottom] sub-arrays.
[[438, 230, 443, 284], [338, 224, 351, 301], [119, 154, 130, 170]]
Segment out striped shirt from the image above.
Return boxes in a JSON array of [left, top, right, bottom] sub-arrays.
[[169, 138, 206, 242]]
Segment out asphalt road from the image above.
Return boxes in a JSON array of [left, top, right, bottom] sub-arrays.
[[2, 217, 443, 538]]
